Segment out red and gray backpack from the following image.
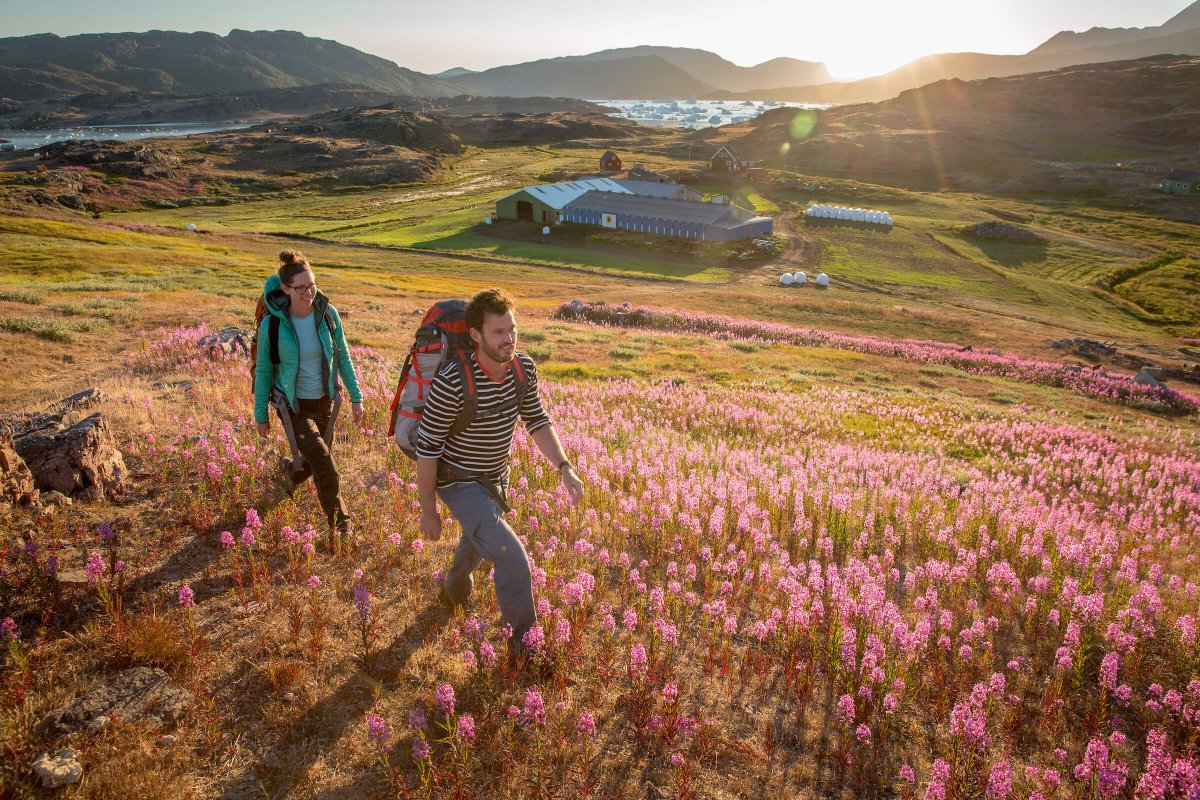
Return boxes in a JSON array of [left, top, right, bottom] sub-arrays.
[[388, 300, 528, 459]]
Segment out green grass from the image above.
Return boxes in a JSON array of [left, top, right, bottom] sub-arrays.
[[0, 316, 78, 343]]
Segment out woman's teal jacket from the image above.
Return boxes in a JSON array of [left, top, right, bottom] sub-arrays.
[[253, 273, 363, 425]]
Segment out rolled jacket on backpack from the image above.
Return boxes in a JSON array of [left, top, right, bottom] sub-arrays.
[[253, 273, 364, 425]]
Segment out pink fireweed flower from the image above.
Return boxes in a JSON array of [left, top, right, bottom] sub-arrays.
[[1, 618, 17, 642], [306, 575, 321, 589], [457, 713, 475, 741], [178, 585, 195, 609], [524, 688, 546, 726], [987, 762, 1012, 799], [836, 694, 855, 726], [630, 644, 649, 677], [855, 724, 872, 746], [239, 530, 256, 548], [662, 683, 679, 702], [85, 551, 106, 585], [434, 682, 456, 716], [408, 707, 427, 731], [577, 710, 597, 738], [412, 738, 431, 761], [899, 764, 915, 784], [670, 752, 685, 767], [367, 714, 390, 750]]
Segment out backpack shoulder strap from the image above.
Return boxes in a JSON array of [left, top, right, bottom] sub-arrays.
[[268, 315, 281, 366], [447, 350, 478, 439], [511, 355, 530, 409]]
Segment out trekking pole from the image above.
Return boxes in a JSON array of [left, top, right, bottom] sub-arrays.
[[322, 388, 343, 452], [271, 388, 304, 467]]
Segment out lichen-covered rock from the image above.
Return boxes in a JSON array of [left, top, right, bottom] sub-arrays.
[[6, 389, 124, 501], [32, 747, 83, 788], [198, 326, 253, 356], [0, 429, 37, 507]]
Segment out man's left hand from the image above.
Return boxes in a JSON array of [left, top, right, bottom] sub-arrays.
[[351, 401, 364, 424], [561, 467, 584, 506]]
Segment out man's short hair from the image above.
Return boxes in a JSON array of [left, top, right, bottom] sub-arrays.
[[465, 288, 516, 331]]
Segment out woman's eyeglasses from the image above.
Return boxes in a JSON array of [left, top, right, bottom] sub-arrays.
[[289, 281, 317, 295]]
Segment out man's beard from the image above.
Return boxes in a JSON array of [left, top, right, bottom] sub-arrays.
[[479, 339, 512, 364]]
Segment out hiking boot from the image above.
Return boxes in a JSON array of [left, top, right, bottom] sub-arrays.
[[278, 456, 296, 498], [329, 517, 354, 555], [438, 586, 466, 612]]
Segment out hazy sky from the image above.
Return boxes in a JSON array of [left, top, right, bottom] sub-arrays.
[[0, 0, 1193, 79]]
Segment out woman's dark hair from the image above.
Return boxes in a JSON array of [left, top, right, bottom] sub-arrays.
[[465, 288, 515, 331], [277, 249, 312, 287]]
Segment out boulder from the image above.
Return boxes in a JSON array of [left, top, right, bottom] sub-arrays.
[[1133, 367, 1164, 387], [36, 667, 193, 739], [198, 326, 253, 356], [32, 747, 83, 788], [7, 389, 125, 501], [0, 429, 38, 507]]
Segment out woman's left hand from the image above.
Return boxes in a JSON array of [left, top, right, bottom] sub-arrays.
[[351, 401, 364, 424]]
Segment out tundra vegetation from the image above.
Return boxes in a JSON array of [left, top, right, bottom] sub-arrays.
[[1, 138, 1199, 799]]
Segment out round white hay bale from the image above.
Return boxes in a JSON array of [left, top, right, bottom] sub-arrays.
[[793, 271, 807, 285], [816, 272, 830, 287], [779, 273, 794, 285], [186, 223, 198, 232], [837, 208, 848, 220]]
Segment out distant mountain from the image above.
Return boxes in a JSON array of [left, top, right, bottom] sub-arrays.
[[448, 54, 713, 99], [446, 46, 830, 98], [435, 67, 476, 78], [712, 56, 1200, 194], [562, 46, 831, 92], [0, 30, 459, 101]]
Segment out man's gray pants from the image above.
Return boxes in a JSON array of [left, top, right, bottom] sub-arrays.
[[436, 481, 536, 654]]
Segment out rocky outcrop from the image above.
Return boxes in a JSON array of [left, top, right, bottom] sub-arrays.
[[38, 140, 181, 179], [0, 429, 38, 507], [198, 326, 252, 356], [36, 667, 193, 739], [257, 106, 463, 154], [965, 221, 1045, 244], [6, 389, 125, 502]]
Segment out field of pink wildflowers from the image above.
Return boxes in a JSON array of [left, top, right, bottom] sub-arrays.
[[3, 317, 1200, 799]]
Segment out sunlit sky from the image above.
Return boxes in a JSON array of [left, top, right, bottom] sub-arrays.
[[0, 0, 1193, 79]]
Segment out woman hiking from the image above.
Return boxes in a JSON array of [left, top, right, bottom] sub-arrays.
[[253, 249, 364, 551]]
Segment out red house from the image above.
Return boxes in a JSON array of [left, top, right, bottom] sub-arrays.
[[599, 150, 622, 173]]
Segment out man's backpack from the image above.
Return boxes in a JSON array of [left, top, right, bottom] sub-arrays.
[[249, 297, 338, 395], [388, 299, 528, 459]]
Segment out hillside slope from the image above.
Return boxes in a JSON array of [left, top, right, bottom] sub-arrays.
[[0, 30, 458, 100], [710, 57, 1200, 198]]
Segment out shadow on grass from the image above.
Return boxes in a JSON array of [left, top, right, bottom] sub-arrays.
[[412, 225, 726, 282], [971, 237, 1049, 268], [218, 603, 450, 799]]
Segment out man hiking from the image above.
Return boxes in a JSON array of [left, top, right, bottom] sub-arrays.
[[416, 288, 583, 662]]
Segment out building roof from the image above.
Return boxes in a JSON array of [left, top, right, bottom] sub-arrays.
[[711, 145, 741, 161], [613, 179, 693, 198], [1165, 169, 1200, 183], [505, 178, 633, 210], [601, 150, 619, 159], [565, 190, 768, 229]]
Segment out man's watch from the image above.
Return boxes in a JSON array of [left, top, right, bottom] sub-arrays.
[[557, 459, 572, 473]]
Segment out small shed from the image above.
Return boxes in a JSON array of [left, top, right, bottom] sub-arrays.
[[599, 150, 622, 173], [1161, 169, 1200, 196]]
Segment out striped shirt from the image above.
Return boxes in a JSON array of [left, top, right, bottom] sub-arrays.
[[415, 351, 551, 480]]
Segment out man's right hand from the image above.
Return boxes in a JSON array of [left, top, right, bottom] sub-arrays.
[[420, 508, 442, 541], [256, 422, 269, 438]]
